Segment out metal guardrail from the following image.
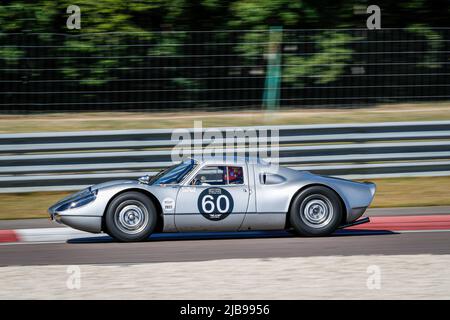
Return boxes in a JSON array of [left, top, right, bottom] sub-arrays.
[[1, 120, 450, 193]]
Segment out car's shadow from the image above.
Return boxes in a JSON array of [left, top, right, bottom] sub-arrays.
[[67, 228, 397, 244]]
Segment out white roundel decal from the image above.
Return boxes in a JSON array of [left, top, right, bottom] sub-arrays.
[[197, 188, 234, 221], [162, 197, 175, 212]]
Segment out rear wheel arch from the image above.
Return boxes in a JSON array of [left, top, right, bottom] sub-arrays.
[[285, 184, 347, 229], [102, 188, 164, 233]]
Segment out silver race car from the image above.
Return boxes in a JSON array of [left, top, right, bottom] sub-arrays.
[[49, 157, 376, 242]]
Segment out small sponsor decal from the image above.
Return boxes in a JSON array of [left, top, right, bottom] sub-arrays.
[[162, 197, 175, 212]]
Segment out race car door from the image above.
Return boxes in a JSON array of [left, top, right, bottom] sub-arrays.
[[175, 164, 250, 231]]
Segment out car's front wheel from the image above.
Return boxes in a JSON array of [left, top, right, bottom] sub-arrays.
[[289, 186, 343, 236], [105, 191, 157, 242]]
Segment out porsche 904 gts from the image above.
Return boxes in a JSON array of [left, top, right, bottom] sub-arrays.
[[49, 157, 376, 242]]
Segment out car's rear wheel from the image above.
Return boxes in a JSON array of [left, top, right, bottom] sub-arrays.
[[289, 186, 343, 236], [105, 191, 157, 242]]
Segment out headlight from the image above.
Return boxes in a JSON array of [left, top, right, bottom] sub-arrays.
[[56, 189, 98, 211]]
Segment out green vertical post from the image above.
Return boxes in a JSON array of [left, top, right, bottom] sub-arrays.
[[263, 26, 283, 111]]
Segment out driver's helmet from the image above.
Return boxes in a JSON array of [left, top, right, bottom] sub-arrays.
[[223, 166, 243, 184]]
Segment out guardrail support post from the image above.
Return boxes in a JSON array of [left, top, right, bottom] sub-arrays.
[[263, 26, 283, 111]]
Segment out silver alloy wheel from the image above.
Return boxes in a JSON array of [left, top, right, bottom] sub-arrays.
[[115, 202, 149, 235], [300, 195, 334, 229]]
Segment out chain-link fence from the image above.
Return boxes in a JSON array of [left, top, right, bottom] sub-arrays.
[[1, 28, 449, 113]]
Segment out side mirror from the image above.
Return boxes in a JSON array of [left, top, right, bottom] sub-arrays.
[[138, 175, 150, 184]]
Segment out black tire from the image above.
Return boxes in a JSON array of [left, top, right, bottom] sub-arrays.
[[105, 191, 157, 242], [289, 186, 343, 236]]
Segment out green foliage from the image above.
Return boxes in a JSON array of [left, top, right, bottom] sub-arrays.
[[229, 0, 304, 28], [407, 24, 444, 69], [283, 32, 354, 85], [0, 0, 447, 103], [0, 1, 55, 32], [0, 47, 24, 66]]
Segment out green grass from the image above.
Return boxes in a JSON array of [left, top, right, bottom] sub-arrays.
[[2, 101, 450, 134]]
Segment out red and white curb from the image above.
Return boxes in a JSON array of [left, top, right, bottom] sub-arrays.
[[1, 214, 450, 244], [0, 230, 20, 243], [0, 227, 93, 244]]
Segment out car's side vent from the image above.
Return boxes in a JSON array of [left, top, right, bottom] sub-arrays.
[[262, 173, 267, 184], [260, 173, 286, 185]]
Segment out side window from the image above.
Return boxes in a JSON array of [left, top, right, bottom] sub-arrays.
[[191, 166, 244, 186]]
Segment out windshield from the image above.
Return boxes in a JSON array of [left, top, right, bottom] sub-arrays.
[[149, 159, 196, 185]]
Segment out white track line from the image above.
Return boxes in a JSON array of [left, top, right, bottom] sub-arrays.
[[1, 227, 450, 246], [396, 229, 450, 233], [16, 227, 96, 243]]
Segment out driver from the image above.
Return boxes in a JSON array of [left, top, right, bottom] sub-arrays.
[[191, 175, 211, 186]]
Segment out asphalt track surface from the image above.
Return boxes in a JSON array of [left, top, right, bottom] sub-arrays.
[[0, 228, 450, 266], [1, 207, 450, 267]]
